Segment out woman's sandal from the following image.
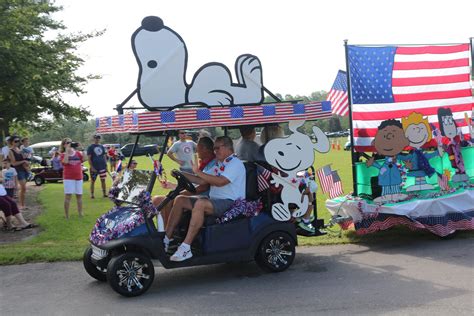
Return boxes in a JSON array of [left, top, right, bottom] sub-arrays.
[[12, 224, 38, 231]]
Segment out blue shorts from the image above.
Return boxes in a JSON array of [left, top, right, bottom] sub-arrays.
[[17, 170, 29, 181]]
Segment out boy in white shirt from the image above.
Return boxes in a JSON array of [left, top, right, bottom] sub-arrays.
[[2, 159, 18, 198]]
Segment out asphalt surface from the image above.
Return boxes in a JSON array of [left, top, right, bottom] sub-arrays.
[[1, 238, 473, 315]]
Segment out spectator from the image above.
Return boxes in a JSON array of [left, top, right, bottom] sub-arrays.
[[87, 134, 108, 199], [20, 137, 33, 179], [51, 152, 63, 171], [0, 173, 34, 231], [1, 136, 11, 160], [235, 126, 261, 162], [164, 136, 245, 261], [60, 138, 84, 219], [8, 136, 29, 210], [259, 125, 285, 161], [128, 159, 138, 171], [107, 145, 118, 172], [2, 159, 17, 198], [152, 136, 216, 227], [167, 130, 197, 173]]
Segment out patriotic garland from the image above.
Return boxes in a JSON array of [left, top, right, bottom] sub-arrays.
[[216, 198, 263, 224], [213, 154, 236, 176]]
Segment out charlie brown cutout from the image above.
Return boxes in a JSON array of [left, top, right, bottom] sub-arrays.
[[367, 119, 409, 203]]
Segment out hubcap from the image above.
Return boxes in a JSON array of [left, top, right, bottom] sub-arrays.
[[265, 237, 293, 268], [116, 258, 150, 292]]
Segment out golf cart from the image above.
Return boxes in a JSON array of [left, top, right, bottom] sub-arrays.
[[31, 164, 89, 186], [83, 15, 333, 297]]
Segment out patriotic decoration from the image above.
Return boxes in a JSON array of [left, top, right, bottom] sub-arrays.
[[153, 159, 163, 176], [348, 44, 473, 152], [95, 102, 332, 134], [316, 165, 344, 199], [438, 169, 451, 191], [327, 70, 349, 116], [257, 165, 272, 192], [116, 160, 122, 173]]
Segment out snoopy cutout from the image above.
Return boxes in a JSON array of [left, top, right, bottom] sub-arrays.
[[263, 121, 330, 221], [131, 16, 264, 110]]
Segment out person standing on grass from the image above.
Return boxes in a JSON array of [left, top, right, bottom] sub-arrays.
[[87, 134, 108, 199], [8, 136, 29, 210], [167, 130, 197, 173], [60, 138, 84, 219]]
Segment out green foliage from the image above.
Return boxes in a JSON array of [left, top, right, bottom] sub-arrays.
[[0, 0, 103, 134]]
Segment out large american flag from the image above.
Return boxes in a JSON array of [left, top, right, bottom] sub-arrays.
[[327, 70, 349, 116], [348, 44, 473, 152]]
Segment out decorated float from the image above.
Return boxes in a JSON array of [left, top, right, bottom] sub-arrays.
[[326, 42, 474, 237], [86, 16, 334, 297]]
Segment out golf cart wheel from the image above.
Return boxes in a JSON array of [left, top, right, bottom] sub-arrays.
[[107, 252, 155, 297], [83, 173, 89, 181], [255, 231, 295, 272], [83, 247, 107, 282], [33, 176, 45, 186]]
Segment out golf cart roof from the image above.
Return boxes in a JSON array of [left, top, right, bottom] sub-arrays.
[[30, 141, 61, 149], [96, 101, 332, 134]]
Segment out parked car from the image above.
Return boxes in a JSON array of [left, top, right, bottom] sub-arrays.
[[120, 143, 158, 157]]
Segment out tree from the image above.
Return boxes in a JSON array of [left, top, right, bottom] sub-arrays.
[[0, 0, 103, 135]]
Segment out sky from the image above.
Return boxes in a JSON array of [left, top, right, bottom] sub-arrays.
[[54, 0, 474, 118]]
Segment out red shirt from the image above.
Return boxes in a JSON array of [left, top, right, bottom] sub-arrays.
[[108, 148, 117, 159], [60, 151, 84, 180]]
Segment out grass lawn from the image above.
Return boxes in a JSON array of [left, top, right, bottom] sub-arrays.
[[0, 138, 472, 264]]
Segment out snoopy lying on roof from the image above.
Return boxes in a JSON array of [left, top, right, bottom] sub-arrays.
[[132, 16, 264, 110]]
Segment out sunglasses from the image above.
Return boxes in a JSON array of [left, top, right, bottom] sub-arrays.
[[13, 140, 20, 143], [131, 162, 137, 165]]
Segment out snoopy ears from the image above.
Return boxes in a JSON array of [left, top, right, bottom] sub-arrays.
[[288, 120, 305, 133], [312, 126, 330, 153], [141, 16, 164, 32]]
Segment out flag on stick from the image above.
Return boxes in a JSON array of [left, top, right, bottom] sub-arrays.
[[257, 165, 271, 192], [327, 70, 349, 116], [116, 159, 122, 173], [316, 165, 344, 198]]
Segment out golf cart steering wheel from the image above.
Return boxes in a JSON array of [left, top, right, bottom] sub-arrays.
[[170, 169, 196, 194]]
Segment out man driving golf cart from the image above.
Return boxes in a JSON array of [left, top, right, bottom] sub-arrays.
[[164, 136, 245, 261]]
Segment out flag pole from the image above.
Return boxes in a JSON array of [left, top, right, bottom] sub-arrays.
[[344, 39, 359, 196]]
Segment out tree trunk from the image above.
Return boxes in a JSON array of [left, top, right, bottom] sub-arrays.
[[0, 119, 10, 139]]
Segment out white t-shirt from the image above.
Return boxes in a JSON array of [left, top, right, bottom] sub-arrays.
[[205, 156, 246, 200], [1, 146, 10, 159], [0, 184, 7, 196], [168, 140, 197, 171]]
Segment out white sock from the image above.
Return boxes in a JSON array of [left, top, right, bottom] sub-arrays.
[[180, 242, 190, 250], [164, 235, 172, 244], [303, 218, 311, 224]]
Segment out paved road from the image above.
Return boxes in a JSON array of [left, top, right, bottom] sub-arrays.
[[1, 238, 473, 315]]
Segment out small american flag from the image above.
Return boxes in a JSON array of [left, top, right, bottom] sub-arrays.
[[316, 165, 344, 199], [438, 170, 450, 191], [327, 70, 349, 116], [328, 170, 344, 199], [257, 165, 271, 192], [316, 165, 333, 194]]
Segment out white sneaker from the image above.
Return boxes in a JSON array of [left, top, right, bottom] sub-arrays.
[[170, 244, 193, 262]]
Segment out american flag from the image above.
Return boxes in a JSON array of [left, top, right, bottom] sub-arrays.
[[316, 165, 344, 199], [327, 70, 349, 116], [438, 170, 450, 191], [153, 159, 163, 176], [257, 165, 271, 192], [348, 44, 473, 152]]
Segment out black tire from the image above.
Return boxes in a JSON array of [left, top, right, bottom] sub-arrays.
[[107, 252, 155, 297], [255, 231, 295, 272], [83, 173, 89, 182], [34, 176, 45, 186], [83, 247, 107, 282]]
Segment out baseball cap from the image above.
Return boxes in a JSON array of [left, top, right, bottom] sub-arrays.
[[5, 136, 11, 142], [93, 134, 101, 139]]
